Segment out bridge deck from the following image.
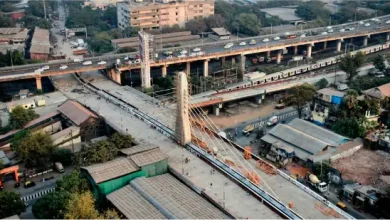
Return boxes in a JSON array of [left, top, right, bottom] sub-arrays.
[[87, 75, 337, 219]]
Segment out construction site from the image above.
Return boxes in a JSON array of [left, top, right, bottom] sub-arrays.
[[332, 149, 390, 190]]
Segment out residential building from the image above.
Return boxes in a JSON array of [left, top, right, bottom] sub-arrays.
[[363, 82, 390, 100], [343, 183, 383, 211], [312, 88, 345, 126], [117, 0, 214, 30], [0, 10, 26, 20], [30, 27, 51, 61], [83, 0, 120, 9], [261, 118, 363, 165], [0, 28, 29, 54], [51, 126, 81, 148]]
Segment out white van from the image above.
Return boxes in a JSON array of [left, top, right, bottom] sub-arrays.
[[267, 116, 278, 126], [55, 162, 64, 173], [337, 84, 349, 91]]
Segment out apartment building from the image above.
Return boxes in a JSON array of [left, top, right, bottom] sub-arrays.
[[117, 0, 214, 30]]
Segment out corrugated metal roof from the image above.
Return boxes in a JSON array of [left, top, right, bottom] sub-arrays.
[[211, 27, 231, 36], [107, 185, 166, 219], [82, 157, 139, 184], [261, 134, 311, 160], [58, 100, 97, 126], [378, 83, 390, 97], [317, 88, 345, 97], [120, 144, 158, 156], [130, 148, 167, 167], [288, 118, 348, 146], [30, 27, 50, 54], [269, 123, 329, 155], [131, 174, 230, 219]]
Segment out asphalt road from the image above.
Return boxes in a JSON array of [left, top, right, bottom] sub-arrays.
[[0, 15, 390, 76]]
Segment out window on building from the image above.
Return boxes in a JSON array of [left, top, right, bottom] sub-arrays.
[[176, 12, 178, 15]]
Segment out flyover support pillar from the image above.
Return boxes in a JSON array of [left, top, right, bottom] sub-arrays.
[[266, 51, 271, 57], [255, 95, 264, 104], [276, 50, 282, 64], [213, 103, 222, 116], [221, 57, 226, 66], [336, 40, 342, 53], [323, 41, 327, 50], [115, 71, 122, 84], [240, 54, 246, 73], [162, 65, 167, 77], [387, 33, 390, 41], [307, 44, 312, 59], [363, 36, 368, 47], [36, 77, 42, 91], [232, 57, 236, 65], [203, 59, 209, 77], [294, 46, 298, 55], [186, 62, 190, 76]]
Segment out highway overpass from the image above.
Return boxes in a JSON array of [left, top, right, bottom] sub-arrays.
[[0, 15, 390, 90]]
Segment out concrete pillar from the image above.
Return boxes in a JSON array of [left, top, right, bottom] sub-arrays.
[[266, 50, 271, 57], [294, 46, 298, 55], [232, 57, 236, 65], [307, 44, 312, 59], [387, 33, 390, 41], [221, 57, 226, 66], [363, 36, 368, 47], [255, 96, 262, 104], [115, 71, 122, 84], [36, 77, 42, 91], [213, 105, 220, 116], [162, 65, 167, 77], [323, 41, 327, 50], [203, 59, 209, 77], [240, 54, 246, 73], [336, 40, 342, 53], [276, 50, 282, 64], [186, 62, 190, 76]]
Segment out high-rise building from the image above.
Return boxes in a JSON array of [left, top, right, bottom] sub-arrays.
[[117, 0, 214, 30]]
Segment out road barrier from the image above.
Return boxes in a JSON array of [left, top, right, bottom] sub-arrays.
[[21, 187, 55, 202]]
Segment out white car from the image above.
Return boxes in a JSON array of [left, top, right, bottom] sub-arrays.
[[97, 61, 107, 65], [224, 43, 234, 49], [348, 27, 355, 31], [359, 21, 365, 25], [34, 68, 43, 73], [193, 47, 201, 52], [239, 41, 246, 46], [180, 50, 187, 54], [197, 51, 204, 56], [273, 36, 280, 41], [42, 65, 50, 70], [124, 56, 129, 60], [73, 58, 82, 63], [340, 29, 345, 32], [371, 18, 380, 22], [386, 20, 390, 24], [249, 39, 256, 45], [83, 61, 92, 66], [190, 53, 197, 57], [321, 32, 328, 35], [328, 29, 334, 33], [300, 34, 306, 38], [178, 54, 187, 58], [59, 65, 68, 70], [263, 38, 270, 42], [375, 74, 385, 78], [364, 23, 371, 27]]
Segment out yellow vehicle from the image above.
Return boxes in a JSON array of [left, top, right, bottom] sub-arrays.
[[242, 125, 254, 135], [337, 202, 347, 211]]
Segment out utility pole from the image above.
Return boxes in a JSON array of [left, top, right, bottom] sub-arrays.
[[43, 0, 47, 20]]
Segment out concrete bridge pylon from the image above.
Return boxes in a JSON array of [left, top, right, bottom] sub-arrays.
[[175, 72, 191, 145]]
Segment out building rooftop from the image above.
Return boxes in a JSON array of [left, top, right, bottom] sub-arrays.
[[317, 88, 345, 97], [0, 28, 29, 42], [30, 27, 50, 55], [3, 215, 20, 219], [260, 7, 303, 21], [107, 185, 167, 219], [120, 143, 159, 156], [364, 82, 390, 99], [130, 174, 230, 219], [82, 157, 139, 184], [130, 148, 167, 166], [51, 126, 79, 140], [58, 100, 98, 126], [19, 89, 29, 95], [211, 27, 231, 36]]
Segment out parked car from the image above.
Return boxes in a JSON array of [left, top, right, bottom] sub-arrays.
[[42, 65, 50, 70], [224, 43, 234, 49], [124, 56, 129, 60], [239, 41, 246, 46], [73, 58, 82, 63], [339, 29, 345, 32], [24, 181, 36, 188], [337, 83, 349, 91], [364, 23, 371, 27], [59, 65, 68, 70], [359, 21, 365, 25], [83, 61, 92, 66], [321, 32, 328, 35], [193, 47, 201, 52], [266, 116, 279, 126], [55, 162, 64, 173], [263, 38, 270, 42], [328, 29, 334, 33]]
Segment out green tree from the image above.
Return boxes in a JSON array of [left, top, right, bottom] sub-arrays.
[[315, 78, 328, 89], [64, 191, 100, 219], [109, 28, 123, 39], [185, 18, 207, 35], [122, 26, 138, 37], [26, 1, 45, 17], [109, 133, 134, 149], [0, 14, 15, 28], [103, 6, 117, 27], [56, 171, 89, 194], [285, 83, 316, 118], [32, 191, 72, 219], [295, 1, 331, 21], [204, 14, 225, 30], [82, 140, 117, 165], [9, 106, 39, 129], [232, 13, 261, 36], [153, 76, 174, 90], [52, 148, 73, 166], [88, 31, 114, 54], [0, 191, 26, 218], [21, 16, 51, 29], [373, 55, 386, 73], [332, 117, 366, 138], [14, 132, 56, 168], [338, 52, 365, 81], [0, 3, 16, 13]]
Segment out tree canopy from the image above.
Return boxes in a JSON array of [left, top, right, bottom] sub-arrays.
[[0, 191, 25, 218], [55, 171, 90, 194], [0, 14, 15, 28], [338, 52, 365, 81], [373, 55, 387, 73], [315, 78, 329, 89], [232, 13, 261, 36], [295, 1, 331, 21], [9, 106, 39, 129], [332, 117, 366, 138], [285, 84, 316, 118], [14, 132, 56, 168], [21, 15, 52, 29], [109, 133, 134, 149], [32, 191, 72, 219], [0, 51, 26, 68]]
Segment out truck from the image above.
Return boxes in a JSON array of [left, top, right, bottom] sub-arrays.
[[306, 173, 328, 193], [242, 125, 254, 135], [291, 56, 304, 61]]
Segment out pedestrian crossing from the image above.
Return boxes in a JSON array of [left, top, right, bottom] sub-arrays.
[[21, 187, 55, 202]]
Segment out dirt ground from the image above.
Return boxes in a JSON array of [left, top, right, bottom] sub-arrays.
[[286, 163, 311, 178], [208, 101, 278, 129], [332, 149, 390, 189]]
